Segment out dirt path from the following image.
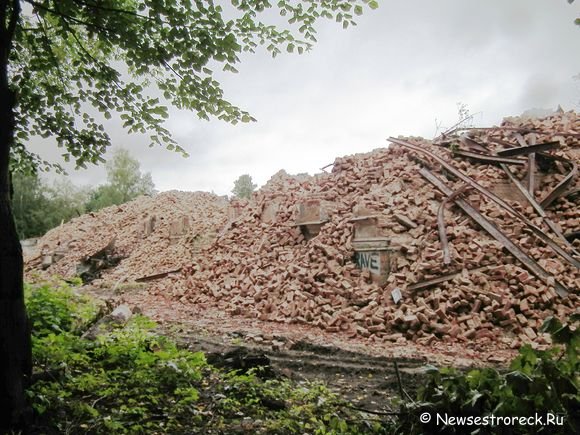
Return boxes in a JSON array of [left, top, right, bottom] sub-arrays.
[[86, 283, 516, 411], [168, 325, 428, 412]]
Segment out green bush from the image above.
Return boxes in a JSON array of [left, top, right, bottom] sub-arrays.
[[399, 315, 580, 434], [26, 282, 208, 433], [26, 279, 97, 337], [26, 280, 578, 434], [25, 281, 389, 434]]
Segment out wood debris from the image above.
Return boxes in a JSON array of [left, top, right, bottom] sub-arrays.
[[26, 112, 580, 351]]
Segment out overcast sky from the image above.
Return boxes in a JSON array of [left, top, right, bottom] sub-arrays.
[[32, 0, 580, 195]]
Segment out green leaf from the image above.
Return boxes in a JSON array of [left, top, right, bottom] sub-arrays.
[[8, 0, 373, 176]]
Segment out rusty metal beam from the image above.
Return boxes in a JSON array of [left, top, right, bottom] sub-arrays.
[[500, 163, 577, 253], [496, 141, 559, 157], [539, 154, 578, 209], [419, 167, 569, 297], [437, 184, 469, 265], [459, 135, 489, 153], [453, 149, 525, 166], [388, 137, 580, 269]]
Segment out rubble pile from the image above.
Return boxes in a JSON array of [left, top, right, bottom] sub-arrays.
[[27, 191, 230, 282], [160, 111, 579, 349], [25, 111, 580, 351]]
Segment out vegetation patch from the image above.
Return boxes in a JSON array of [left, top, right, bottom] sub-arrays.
[[25, 280, 579, 434], [400, 315, 579, 434], [26, 281, 389, 434]]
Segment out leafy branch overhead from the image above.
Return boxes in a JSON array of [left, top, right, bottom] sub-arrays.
[[10, 0, 378, 173]]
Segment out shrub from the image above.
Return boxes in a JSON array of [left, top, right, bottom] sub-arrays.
[[399, 315, 580, 434], [25, 281, 389, 434]]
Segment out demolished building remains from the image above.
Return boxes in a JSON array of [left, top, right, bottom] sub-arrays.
[[28, 111, 580, 351]]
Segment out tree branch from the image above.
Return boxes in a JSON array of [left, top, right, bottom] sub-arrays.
[[58, 18, 144, 111], [71, 0, 156, 22], [23, 0, 115, 36], [33, 12, 80, 146], [161, 58, 183, 81], [51, 9, 173, 150], [0, 0, 20, 58], [34, 13, 66, 81]]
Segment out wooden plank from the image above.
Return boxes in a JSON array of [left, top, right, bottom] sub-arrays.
[[135, 268, 183, 282], [496, 141, 559, 157], [389, 137, 580, 270], [459, 135, 489, 153], [437, 185, 468, 265], [408, 266, 491, 291], [348, 215, 380, 222], [539, 153, 578, 209], [419, 167, 569, 297], [453, 149, 524, 166], [527, 134, 535, 196], [500, 163, 574, 250], [527, 152, 536, 195]]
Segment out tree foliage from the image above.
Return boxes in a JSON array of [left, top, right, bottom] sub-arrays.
[[26, 280, 388, 434], [12, 172, 88, 239], [11, 0, 379, 174], [85, 148, 155, 211], [12, 148, 152, 238], [11, 172, 49, 239], [0, 0, 378, 430], [231, 173, 256, 199], [568, 0, 580, 24]]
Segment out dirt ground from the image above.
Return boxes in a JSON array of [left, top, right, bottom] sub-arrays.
[[83, 282, 517, 413]]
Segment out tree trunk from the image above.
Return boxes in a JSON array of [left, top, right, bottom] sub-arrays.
[[0, 0, 31, 432]]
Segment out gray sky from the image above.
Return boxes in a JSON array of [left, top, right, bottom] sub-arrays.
[[32, 0, 580, 195]]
